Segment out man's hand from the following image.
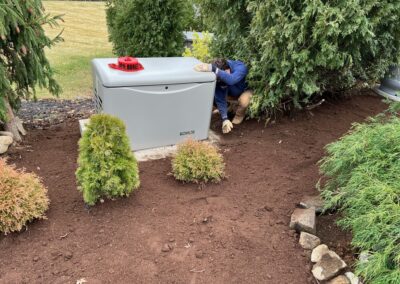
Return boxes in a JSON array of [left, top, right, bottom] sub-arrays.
[[222, 119, 233, 134], [194, 63, 212, 72]]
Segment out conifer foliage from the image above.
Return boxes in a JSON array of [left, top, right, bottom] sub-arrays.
[[106, 0, 186, 57], [76, 114, 140, 206], [0, 0, 62, 124], [198, 0, 400, 116]]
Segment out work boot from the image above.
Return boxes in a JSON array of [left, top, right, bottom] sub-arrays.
[[232, 90, 253, 125]]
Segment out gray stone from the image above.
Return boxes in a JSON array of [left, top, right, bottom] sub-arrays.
[[312, 250, 347, 281], [311, 244, 329, 263], [359, 251, 370, 264], [0, 131, 13, 139], [0, 136, 13, 146], [0, 136, 13, 154], [299, 195, 325, 213], [289, 208, 316, 234], [328, 275, 351, 284], [0, 144, 9, 154], [299, 232, 321, 250], [345, 272, 360, 284], [16, 117, 26, 136]]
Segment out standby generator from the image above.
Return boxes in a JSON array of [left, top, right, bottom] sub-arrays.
[[91, 57, 216, 151]]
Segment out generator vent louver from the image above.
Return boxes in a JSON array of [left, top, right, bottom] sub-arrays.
[[93, 79, 103, 113]]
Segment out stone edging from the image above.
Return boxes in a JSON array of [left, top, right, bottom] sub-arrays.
[[289, 195, 362, 284]]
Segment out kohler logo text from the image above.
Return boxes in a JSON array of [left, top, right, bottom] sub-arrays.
[[180, 130, 195, 136]]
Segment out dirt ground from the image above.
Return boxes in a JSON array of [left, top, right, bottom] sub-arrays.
[[0, 93, 385, 284]]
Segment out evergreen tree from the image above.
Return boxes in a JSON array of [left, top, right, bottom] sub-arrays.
[[196, 0, 251, 59], [198, 0, 400, 117], [0, 0, 62, 141], [106, 0, 186, 57]]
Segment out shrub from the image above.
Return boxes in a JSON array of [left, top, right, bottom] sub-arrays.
[[196, 0, 251, 59], [76, 114, 140, 206], [183, 1, 208, 32], [106, 0, 186, 57], [0, 0, 62, 140], [0, 159, 49, 234], [172, 140, 225, 184], [198, 0, 400, 117], [183, 32, 212, 63], [319, 109, 400, 283]]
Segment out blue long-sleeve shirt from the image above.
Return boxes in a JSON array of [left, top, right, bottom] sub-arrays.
[[213, 60, 248, 121]]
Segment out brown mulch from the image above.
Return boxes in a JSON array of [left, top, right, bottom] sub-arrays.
[[0, 93, 386, 284]]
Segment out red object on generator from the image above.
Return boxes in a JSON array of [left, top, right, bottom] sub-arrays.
[[108, 57, 144, 72]]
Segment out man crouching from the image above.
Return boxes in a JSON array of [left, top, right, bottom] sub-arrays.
[[194, 58, 252, 134]]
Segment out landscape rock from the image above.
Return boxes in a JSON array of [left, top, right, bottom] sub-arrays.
[[289, 208, 316, 234], [299, 195, 325, 213], [312, 250, 347, 281], [345, 272, 360, 284], [299, 232, 321, 250], [358, 251, 370, 264], [311, 244, 329, 263], [328, 275, 351, 284], [0, 136, 13, 145], [0, 144, 9, 154], [16, 117, 26, 136], [0, 136, 13, 154], [0, 131, 14, 139]]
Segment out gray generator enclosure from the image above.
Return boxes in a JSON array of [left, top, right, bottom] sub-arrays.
[[92, 57, 216, 151], [376, 66, 400, 101]]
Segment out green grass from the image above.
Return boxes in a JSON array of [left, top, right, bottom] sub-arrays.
[[38, 1, 113, 99]]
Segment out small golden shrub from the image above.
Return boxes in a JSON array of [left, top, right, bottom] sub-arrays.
[[172, 140, 225, 184], [0, 159, 49, 234]]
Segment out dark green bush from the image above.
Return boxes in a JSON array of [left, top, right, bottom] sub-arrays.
[[196, 0, 251, 59], [198, 0, 400, 117], [76, 114, 140, 206], [172, 140, 225, 184], [106, 0, 186, 57], [319, 109, 400, 283]]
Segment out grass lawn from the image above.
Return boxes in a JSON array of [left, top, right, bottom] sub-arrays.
[[38, 1, 113, 99]]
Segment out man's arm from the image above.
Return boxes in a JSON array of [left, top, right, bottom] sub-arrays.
[[214, 62, 248, 86], [214, 85, 229, 121]]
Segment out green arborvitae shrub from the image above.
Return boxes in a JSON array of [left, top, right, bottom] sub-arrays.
[[319, 107, 400, 283], [0, 159, 49, 234], [183, 32, 212, 63], [198, 0, 400, 117], [183, 1, 208, 32], [196, 0, 251, 59], [106, 0, 186, 57], [76, 114, 140, 206], [0, 0, 62, 122], [172, 139, 225, 184]]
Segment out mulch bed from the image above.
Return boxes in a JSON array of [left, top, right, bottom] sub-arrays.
[[0, 93, 385, 283]]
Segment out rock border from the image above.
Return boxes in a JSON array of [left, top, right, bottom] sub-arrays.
[[290, 195, 362, 284]]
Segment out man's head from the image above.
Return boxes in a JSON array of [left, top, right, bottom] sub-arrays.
[[212, 58, 230, 72]]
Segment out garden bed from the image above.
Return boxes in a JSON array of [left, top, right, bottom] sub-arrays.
[[0, 93, 385, 283]]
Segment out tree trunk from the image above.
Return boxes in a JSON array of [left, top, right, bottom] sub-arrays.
[[4, 98, 22, 142]]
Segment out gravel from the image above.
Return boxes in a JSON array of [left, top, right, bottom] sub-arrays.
[[17, 98, 96, 129]]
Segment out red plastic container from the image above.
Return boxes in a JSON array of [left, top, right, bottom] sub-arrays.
[[108, 57, 144, 72]]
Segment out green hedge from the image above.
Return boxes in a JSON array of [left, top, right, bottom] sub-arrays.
[[198, 0, 400, 117], [106, 0, 186, 57], [319, 108, 400, 283]]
